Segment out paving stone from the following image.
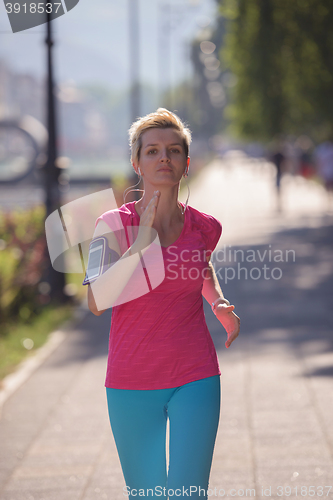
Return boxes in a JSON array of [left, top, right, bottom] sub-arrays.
[[0, 489, 82, 500], [5, 474, 87, 492]]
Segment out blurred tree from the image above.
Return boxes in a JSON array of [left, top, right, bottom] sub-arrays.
[[163, 81, 200, 130], [219, 0, 333, 142], [190, 13, 227, 138]]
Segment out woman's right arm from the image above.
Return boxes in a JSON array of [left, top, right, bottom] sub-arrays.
[[87, 191, 160, 316]]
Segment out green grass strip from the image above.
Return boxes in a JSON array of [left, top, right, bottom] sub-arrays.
[[0, 304, 73, 382]]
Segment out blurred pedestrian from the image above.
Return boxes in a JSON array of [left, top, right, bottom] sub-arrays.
[[314, 138, 333, 209], [295, 135, 315, 179], [84, 109, 240, 499], [269, 139, 286, 211]]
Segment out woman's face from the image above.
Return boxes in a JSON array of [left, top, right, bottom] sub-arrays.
[[134, 128, 189, 188]]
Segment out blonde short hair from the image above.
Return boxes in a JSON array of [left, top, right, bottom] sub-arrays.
[[128, 108, 192, 165]]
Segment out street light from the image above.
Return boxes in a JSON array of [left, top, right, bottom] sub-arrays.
[[42, 7, 67, 302], [129, 0, 140, 122], [158, 2, 171, 107], [158, 0, 201, 109]]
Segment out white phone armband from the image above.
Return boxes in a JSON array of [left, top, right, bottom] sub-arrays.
[[82, 236, 120, 286]]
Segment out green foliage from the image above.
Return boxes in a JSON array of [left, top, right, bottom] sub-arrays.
[[0, 206, 81, 381], [219, 0, 333, 141], [0, 206, 47, 325], [190, 12, 228, 137]]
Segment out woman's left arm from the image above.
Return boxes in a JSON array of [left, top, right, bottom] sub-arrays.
[[202, 258, 240, 348]]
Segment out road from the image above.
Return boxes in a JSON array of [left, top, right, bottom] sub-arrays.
[[0, 154, 333, 500]]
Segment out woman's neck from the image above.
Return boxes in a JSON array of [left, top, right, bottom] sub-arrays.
[[136, 186, 183, 231]]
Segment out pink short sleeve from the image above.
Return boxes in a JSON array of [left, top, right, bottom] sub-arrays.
[[95, 207, 133, 256], [198, 212, 222, 255], [95, 210, 124, 232]]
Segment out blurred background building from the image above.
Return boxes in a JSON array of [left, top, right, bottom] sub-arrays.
[[0, 0, 220, 184]]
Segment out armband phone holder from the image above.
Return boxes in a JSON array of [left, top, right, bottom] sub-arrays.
[[82, 236, 120, 286]]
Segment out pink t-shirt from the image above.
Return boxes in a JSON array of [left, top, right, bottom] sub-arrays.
[[97, 201, 222, 390]]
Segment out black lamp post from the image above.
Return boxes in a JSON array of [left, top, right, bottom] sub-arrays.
[[43, 9, 67, 302]]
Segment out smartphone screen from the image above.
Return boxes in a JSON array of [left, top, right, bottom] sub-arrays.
[[85, 240, 105, 281]]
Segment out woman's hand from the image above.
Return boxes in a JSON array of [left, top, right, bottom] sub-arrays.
[[139, 191, 160, 226], [215, 303, 240, 349], [135, 191, 161, 250]]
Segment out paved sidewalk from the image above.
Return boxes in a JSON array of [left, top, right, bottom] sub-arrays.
[[1, 156, 333, 500]]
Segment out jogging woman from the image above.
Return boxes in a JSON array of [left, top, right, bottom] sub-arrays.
[[85, 108, 240, 499]]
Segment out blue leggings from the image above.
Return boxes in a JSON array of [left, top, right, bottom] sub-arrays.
[[106, 375, 220, 499]]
